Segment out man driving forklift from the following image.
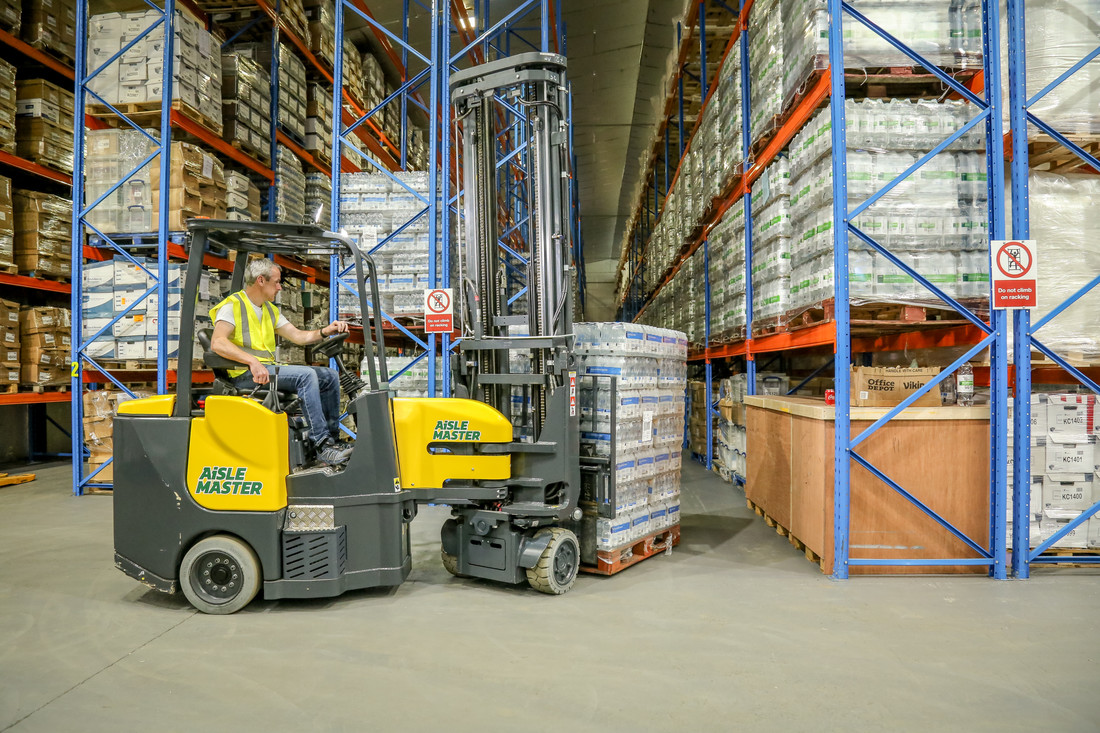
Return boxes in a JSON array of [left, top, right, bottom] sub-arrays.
[[209, 258, 352, 466]]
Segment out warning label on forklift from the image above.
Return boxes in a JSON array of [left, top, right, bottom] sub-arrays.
[[432, 419, 482, 441], [194, 466, 264, 495]]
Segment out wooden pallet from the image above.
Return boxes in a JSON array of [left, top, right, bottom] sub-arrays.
[[88, 100, 222, 138], [1033, 547, 1100, 567], [750, 314, 788, 338], [581, 525, 681, 576], [1027, 133, 1100, 174], [0, 384, 19, 394], [20, 384, 69, 393], [787, 298, 987, 336], [747, 497, 827, 572], [230, 139, 272, 166], [0, 472, 36, 489]]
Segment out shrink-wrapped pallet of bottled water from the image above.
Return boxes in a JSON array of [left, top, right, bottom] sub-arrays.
[[748, 0, 785, 142], [575, 322, 687, 554], [751, 158, 793, 326], [782, 0, 983, 110], [787, 98, 990, 314]]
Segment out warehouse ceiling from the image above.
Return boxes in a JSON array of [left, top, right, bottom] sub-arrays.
[[366, 1, 690, 320]]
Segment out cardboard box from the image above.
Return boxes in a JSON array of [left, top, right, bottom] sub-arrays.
[[1040, 510, 1089, 549], [1041, 474, 1093, 512], [0, 364, 19, 385], [19, 306, 63, 334], [83, 388, 113, 418], [0, 298, 19, 328], [1044, 440, 1094, 474], [0, 324, 18, 348], [851, 366, 942, 408], [0, 345, 20, 367], [20, 363, 64, 385], [87, 461, 114, 482], [1046, 394, 1095, 443]]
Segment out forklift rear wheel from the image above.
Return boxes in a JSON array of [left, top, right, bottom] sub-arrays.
[[440, 548, 467, 578], [526, 527, 580, 595], [180, 535, 262, 615]]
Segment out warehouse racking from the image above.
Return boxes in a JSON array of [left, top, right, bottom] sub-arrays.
[[70, 0, 569, 492], [614, 0, 1100, 578], [0, 26, 84, 461]]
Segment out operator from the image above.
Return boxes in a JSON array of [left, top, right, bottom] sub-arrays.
[[210, 258, 352, 466]]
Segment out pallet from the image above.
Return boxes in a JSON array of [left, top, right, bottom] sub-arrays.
[[88, 100, 222, 138], [20, 384, 69, 393], [750, 314, 788, 338], [230, 139, 272, 166], [747, 497, 827, 572], [581, 525, 681, 576], [1031, 548, 1100, 569], [787, 298, 987, 336], [0, 472, 36, 489], [17, 270, 70, 283], [1027, 133, 1100, 174], [0, 264, 17, 275], [0, 384, 19, 394]]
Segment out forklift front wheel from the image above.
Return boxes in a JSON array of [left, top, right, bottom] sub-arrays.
[[525, 527, 580, 595], [440, 548, 468, 578], [179, 535, 262, 615]]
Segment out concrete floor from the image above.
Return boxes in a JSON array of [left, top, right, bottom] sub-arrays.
[[1, 461, 1098, 732]]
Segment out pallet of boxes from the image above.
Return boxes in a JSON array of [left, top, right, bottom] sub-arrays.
[[0, 60, 16, 156], [1010, 394, 1100, 554], [82, 256, 183, 364], [20, 305, 70, 390], [16, 77, 75, 174], [15, 189, 71, 281], [86, 6, 223, 136], [20, 0, 75, 64], [0, 174, 14, 272], [575, 323, 686, 575], [83, 388, 150, 487], [0, 298, 19, 392]]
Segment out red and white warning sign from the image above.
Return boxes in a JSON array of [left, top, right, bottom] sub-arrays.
[[423, 288, 453, 333], [568, 372, 577, 417], [991, 240, 1037, 309]]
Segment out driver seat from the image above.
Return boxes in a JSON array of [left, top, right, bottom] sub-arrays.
[[197, 327, 296, 407]]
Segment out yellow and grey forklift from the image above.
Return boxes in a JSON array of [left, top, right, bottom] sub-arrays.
[[112, 53, 584, 613]]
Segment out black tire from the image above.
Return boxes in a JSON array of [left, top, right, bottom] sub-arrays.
[[441, 547, 467, 578], [526, 527, 580, 595], [179, 535, 262, 615]]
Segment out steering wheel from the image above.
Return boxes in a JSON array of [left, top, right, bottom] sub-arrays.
[[313, 332, 349, 359]]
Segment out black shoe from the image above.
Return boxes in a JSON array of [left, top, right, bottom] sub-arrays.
[[316, 440, 352, 466]]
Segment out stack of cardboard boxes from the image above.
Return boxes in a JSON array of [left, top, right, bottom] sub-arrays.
[[15, 78, 75, 173], [82, 257, 183, 362], [280, 0, 308, 43], [305, 82, 332, 167], [14, 189, 70, 279], [305, 0, 335, 67], [153, 141, 228, 228], [0, 0, 18, 34], [224, 171, 262, 222], [0, 298, 20, 389], [0, 175, 13, 271], [231, 42, 306, 142], [19, 305, 70, 387], [221, 52, 272, 166], [0, 60, 15, 155], [86, 131, 228, 232], [273, 145, 306, 223], [86, 7, 222, 135], [83, 389, 151, 482], [21, 0, 75, 63], [1009, 393, 1100, 550]]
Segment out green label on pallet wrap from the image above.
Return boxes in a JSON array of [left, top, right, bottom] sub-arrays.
[[432, 419, 482, 441], [195, 466, 263, 495]]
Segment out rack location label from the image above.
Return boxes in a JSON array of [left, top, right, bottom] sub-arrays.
[[991, 240, 1037, 309], [424, 288, 453, 333]]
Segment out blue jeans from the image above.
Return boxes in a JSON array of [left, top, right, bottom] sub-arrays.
[[234, 364, 341, 446]]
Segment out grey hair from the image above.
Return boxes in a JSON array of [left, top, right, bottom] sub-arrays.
[[244, 258, 281, 286]]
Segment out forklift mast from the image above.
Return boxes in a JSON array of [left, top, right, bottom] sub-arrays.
[[450, 52, 573, 441]]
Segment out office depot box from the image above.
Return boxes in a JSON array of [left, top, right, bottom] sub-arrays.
[[112, 314, 147, 340], [0, 298, 18, 328], [850, 366, 941, 408], [115, 340, 146, 359], [1040, 510, 1089, 549], [1046, 394, 1095, 443], [1044, 439, 1095, 474]]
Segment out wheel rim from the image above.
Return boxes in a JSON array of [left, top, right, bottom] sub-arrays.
[[190, 551, 242, 605], [552, 539, 578, 587]]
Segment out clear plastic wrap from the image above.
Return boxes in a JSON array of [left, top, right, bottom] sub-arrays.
[[1000, 0, 1100, 135], [787, 99, 989, 317], [1027, 171, 1100, 355], [782, 0, 983, 111], [748, 0, 785, 142]]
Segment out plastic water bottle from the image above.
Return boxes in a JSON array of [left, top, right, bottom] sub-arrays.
[[957, 363, 975, 407]]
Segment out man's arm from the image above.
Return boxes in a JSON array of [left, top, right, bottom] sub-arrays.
[[211, 320, 271, 385], [276, 319, 350, 346]]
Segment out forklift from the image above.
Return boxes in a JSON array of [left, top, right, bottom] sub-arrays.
[[111, 53, 583, 613]]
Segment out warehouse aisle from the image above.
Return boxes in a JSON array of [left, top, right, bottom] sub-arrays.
[[1, 462, 1097, 732]]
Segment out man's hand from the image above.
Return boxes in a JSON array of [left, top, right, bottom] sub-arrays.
[[249, 359, 270, 385], [322, 320, 350, 337]]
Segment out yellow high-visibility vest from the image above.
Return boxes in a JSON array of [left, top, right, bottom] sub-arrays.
[[209, 291, 281, 378]]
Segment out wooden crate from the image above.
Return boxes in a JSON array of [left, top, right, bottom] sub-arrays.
[[746, 395, 991, 575]]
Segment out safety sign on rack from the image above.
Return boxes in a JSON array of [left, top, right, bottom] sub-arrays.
[[991, 240, 1038, 309], [424, 288, 453, 333]]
